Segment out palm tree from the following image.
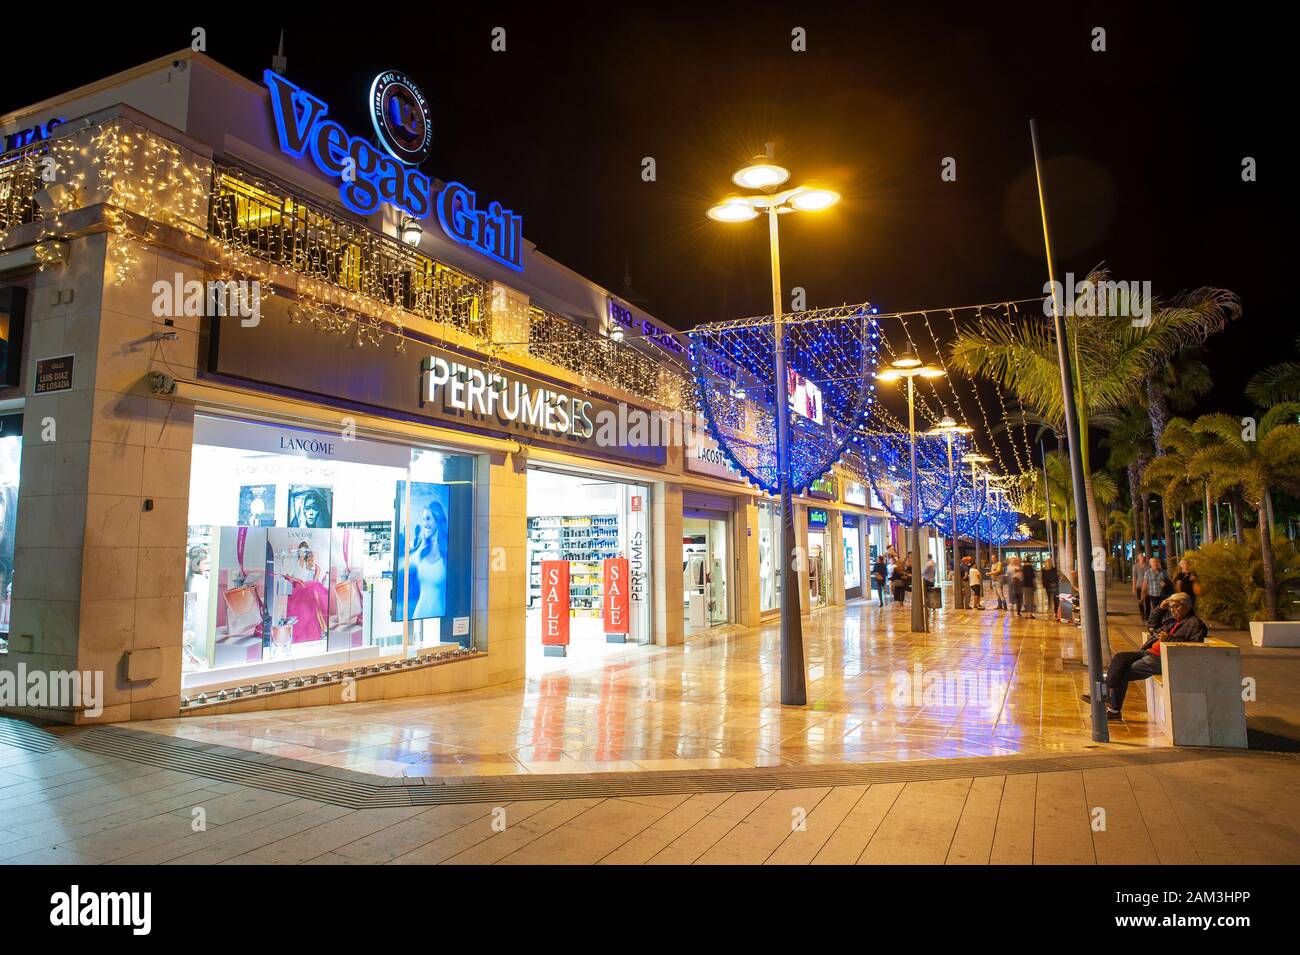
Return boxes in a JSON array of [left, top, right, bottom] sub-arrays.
[[1101, 407, 1155, 558], [1181, 404, 1300, 619], [1140, 440, 1203, 558], [1246, 336, 1300, 405], [1153, 416, 1221, 550], [951, 269, 1238, 646], [1145, 344, 1224, 557], [1105, 509, 1133, 577], [1028, 450, 1117, 575]]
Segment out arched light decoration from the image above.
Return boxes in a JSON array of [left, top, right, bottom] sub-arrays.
[[688, 307, 881, 495], [857, 428, 958, 526]]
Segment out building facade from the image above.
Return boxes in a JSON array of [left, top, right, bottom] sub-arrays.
[[0, 51, 892, 723]]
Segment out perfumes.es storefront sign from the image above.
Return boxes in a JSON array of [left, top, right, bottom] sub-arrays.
[[206, 296, 663, 466]]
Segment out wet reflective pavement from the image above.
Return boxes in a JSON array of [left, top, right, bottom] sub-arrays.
[[125, 595, 1168, 778]]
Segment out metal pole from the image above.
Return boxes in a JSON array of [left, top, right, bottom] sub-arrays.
[[908, 375, 926, 633], [1031, 119, 1108, 742], [768, 204, 807, 706], [1040, 439, 1055, 566]]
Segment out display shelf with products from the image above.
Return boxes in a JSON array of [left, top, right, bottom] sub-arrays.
[[527, 514, 622, 615]]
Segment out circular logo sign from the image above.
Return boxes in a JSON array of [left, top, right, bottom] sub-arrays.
[[369, 70, 432, 165]]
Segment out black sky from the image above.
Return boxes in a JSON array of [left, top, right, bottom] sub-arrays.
[[3, 1, 1279, 416]]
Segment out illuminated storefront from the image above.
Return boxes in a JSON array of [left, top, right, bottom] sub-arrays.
[[0, 49, 784, 722], [183, 415, 475, 686]]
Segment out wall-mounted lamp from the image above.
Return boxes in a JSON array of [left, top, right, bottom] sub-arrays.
[[400, 215, 423, 247]]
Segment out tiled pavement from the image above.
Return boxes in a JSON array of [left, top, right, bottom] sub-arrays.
[[3, 738, 1298, 864], [124, 593, 1180, 778], [3, 586, 1300, 864]]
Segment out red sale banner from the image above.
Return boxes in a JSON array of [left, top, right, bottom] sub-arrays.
[[539, 560, 570, 646], [603, 557, 630, 634]]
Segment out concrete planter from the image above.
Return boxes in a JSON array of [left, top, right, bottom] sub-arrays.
[[1249, 621, 1300, 647]]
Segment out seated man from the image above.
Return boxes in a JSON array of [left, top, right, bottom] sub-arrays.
[[1145, 595, 1176, 633], [1082, 591, 1207, 719]]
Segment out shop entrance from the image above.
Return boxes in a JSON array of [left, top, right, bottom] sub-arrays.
[[807, 509, 831, 608], [683, 510, 730, 633], [843, 515, 864, 600], [525, 468, 651, 663]]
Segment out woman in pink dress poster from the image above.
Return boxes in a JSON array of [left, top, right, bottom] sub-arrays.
[[283, 537, 329, 645]]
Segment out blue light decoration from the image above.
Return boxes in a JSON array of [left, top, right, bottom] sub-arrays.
[[857, 430, 957, 526], [977, 501, 1025, 545], [687, 308, 881, 495], [933, 441, 985, 537], [263, 70, 523, 270]]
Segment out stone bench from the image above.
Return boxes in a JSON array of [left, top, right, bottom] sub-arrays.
[[1144, 638, 1248, 748], [1249, 621, 1300, 647]]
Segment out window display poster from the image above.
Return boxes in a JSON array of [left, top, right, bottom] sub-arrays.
[[391, 480, 450, 621], [843, 528, 861, 590], [212, 525, 270, 666], [238, 483, 277, 526], [288, 484, 333, 528], [267, 527, 330, 650], [328, 526, 366, 649]]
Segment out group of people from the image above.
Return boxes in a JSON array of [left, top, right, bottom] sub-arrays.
[[867, 550, 1068, 622], [1131, 551, 1199, 621], [867, 543, 1213, 722], [978, 555, 1063, 619], [865, 542, 1213, 721]]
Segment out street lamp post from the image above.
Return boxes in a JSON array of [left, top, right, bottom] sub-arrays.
[[927, 416, 973, 611], [1030, 118, 1108, 743], [708, 152, 841, 706], [878, 353, 946, 633]]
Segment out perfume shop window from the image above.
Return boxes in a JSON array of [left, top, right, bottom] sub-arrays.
[[0, 413, 20, 650], [183, 415, 474, 686]]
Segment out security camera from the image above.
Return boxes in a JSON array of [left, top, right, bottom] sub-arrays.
[[148, 372, 177, 396]]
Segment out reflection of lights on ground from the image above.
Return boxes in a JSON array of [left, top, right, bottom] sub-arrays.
[[129, 597, 1157, 777]]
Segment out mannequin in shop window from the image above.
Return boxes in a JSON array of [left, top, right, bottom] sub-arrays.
[[183, 545, 210, 667]]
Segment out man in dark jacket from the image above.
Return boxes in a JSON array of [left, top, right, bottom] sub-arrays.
[[1083, 591, 1208, 718], [1145, 596, 1176, 633]]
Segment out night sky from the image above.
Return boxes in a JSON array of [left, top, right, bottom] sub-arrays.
[[3, 2, 1278, 418]]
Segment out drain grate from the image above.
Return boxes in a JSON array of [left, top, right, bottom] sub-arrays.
[[49, 723, 1251, 809]]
